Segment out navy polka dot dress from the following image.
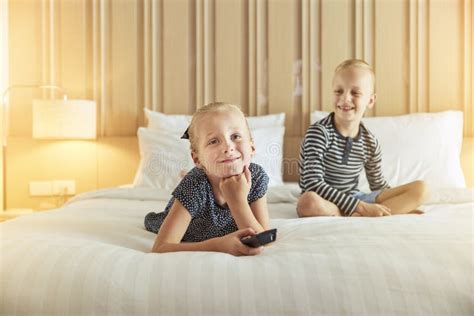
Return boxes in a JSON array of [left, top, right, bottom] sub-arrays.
[[144, 163, 269, 242]]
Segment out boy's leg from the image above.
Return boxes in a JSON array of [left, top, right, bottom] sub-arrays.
[[297, 191, 342, 217], [376, 180, 429, 215]]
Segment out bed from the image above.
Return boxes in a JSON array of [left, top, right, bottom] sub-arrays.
[[1, 110, 473, 315], [1, 185, 473, 315]]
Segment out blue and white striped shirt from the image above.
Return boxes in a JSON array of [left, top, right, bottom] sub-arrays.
[[299, 112, 390, 216]]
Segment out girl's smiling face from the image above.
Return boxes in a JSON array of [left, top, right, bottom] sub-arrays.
[[192, 110, 255, 179]]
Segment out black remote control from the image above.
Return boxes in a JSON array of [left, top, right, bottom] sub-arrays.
[[241, 228, 277, 248]]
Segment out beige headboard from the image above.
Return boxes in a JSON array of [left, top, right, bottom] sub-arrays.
[[6, 136, 473, 210]]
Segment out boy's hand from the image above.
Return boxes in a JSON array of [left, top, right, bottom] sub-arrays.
[[219, 165, 252, 205], [217, 228, 264, 256], [353, 201, 391, 217]]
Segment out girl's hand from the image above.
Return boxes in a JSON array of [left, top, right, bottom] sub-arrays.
[[353, 201, 391, 217], [219, 165, 252, 205], [217, 228, 264, 256]]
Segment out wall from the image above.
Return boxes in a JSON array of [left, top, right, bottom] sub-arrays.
[[1, 0, 9, 210], [7, 137, 139, 209], [5, 0, 473, 209]]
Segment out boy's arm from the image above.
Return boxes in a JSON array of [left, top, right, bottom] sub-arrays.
[[300, 125, 360, 216], [364, 137, 390, 191]]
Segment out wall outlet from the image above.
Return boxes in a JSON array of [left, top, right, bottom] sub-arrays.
[[52, 180, 76, 195], [29, 180, 76, 196]]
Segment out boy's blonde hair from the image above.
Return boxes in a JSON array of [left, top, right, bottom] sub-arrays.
[[188, 102, 252, 153], [334, 59, 375, 92]]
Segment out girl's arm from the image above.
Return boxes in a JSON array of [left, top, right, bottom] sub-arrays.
[[151, 199, 192, 252], [226, 200, 265, 233], [220, 166, 265, 233], [249, 195, 269, 231], [151, 199, 262, 256]]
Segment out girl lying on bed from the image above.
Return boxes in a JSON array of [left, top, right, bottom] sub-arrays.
[[145, 102, 269, 256]]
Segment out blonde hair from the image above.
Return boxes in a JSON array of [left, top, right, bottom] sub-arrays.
[[188, 102, 252, 153], [334, 59, 375, 92]]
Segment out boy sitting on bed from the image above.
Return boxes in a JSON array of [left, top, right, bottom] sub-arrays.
[[297, 59, 429, 217]]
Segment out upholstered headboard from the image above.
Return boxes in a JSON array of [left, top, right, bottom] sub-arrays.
[[5, 135, 473, 210]]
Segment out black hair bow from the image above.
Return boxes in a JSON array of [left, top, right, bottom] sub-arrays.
[[181, 127, 190, 139]]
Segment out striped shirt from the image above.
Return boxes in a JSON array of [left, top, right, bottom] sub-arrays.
[[299, 112, 390, 216]]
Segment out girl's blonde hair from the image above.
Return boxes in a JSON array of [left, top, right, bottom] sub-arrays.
[[188, 102, 252, 153]]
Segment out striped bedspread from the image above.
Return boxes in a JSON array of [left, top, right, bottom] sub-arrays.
[[1, 186, 473, 315]]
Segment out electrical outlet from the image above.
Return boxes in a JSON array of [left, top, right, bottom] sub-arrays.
[[52, 180, 76, 195]]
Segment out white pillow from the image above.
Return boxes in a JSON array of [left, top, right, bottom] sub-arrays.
[[133, 127, 195, 189], [247, 113, 285, 129], [133, 126, 285, 188], [142, 108, 286, 186], [310, 111, 465, 190], [144, 108, 191, 132], [252, 126, 285, 186]]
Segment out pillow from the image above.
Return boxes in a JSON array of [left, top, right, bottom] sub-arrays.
[[133, 127, 195, 189], [310, 111, 465, 190], [144, 108, 191, 132], [142, 108, 286, 186], [133, 126, 285, 188], [247, 113, 285, 129], [252, 126, 285, 186]]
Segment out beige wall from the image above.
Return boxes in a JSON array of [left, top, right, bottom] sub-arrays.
[[1, 0, 9, 210], [6, 137, 139, 210], [4, 0, 473, 209]]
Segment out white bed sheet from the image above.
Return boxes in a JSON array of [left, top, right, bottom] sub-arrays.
[[1, 185, 473, 315]]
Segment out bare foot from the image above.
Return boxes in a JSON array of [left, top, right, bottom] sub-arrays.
[[408, 209, 424, 215]]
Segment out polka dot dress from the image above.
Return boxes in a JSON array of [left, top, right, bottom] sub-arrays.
[[144, 162, 269, 242]]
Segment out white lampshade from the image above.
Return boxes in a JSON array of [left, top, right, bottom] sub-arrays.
[[32, 99, 96, 139]]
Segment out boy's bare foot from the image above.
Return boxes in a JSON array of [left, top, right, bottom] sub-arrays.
[[408, 209, 424, 215]]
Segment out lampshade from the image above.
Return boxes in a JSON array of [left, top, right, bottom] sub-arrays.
[[32, 99, 96, 139]]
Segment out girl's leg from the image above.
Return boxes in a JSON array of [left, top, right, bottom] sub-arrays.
[[297, 191, 342, 217], [376, 180, 429, 215]]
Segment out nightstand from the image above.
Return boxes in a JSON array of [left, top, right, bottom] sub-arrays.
[[0, 209, 35, 222]]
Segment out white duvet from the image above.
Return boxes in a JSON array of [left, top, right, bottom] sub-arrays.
[[1, 185, 473, 315]]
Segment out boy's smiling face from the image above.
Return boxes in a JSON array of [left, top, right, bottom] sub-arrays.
[[332, 67, 376, 124]]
